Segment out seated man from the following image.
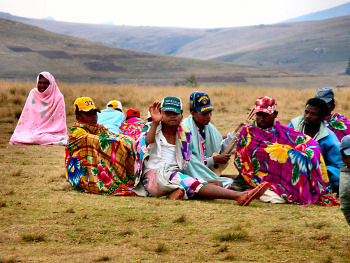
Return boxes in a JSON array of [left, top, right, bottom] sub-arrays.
[[120, 109, 146, 139], [234, 96, 338, 205], [183, 91, 239, 189], [339, 135, 350, 226], [65, 97, 136, 196], [289, 97, 343, 194], [133, 96, 268, 205], [97, 100, 125, 134], [315, 87, 350, 141]]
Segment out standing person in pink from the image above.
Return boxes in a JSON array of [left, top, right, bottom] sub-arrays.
[[9, 72, 68, 145]]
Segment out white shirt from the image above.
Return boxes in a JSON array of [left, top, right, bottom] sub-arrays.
[[143, 131, 176, 174]]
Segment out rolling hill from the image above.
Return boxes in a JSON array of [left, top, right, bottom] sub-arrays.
[[282, 1, 350, 23], [1, 10, 350, 75], [1, 17, 309, 85]]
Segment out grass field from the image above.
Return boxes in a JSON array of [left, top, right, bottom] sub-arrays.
[[0, 81, 350, 262]]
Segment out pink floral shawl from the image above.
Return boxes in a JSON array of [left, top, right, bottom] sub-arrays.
[[9, 72, 68, 145]]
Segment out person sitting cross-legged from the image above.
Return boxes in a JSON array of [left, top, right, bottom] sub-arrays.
[[120, 109, 146, 139], [339, 135, 350, 226], [97, 100, 125, 134], [133, 96, 269, 205], [289, 97, 343, 195], [9, 71, 68, 145], [314, 87, 350, 142], [233, 96, 338, 205], [183, 91, 242, 189], [65, 97, 136, 196]]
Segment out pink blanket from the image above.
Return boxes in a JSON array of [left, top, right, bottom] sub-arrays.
[[9, 72, 68, 145]]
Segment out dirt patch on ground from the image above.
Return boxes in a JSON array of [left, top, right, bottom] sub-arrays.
[[83, 62, 127, 72], [7, 46, 33, 52], [36, 51, 72, 59]]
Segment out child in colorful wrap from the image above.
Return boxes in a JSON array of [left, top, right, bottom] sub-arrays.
[[132, 96, 269, 205]]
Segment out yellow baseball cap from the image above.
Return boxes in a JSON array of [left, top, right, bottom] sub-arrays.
[[74, 97, 100, 112]]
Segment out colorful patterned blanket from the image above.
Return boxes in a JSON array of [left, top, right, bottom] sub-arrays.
[[65, 122, 136, 196], [325, 113, 350, 142], [120, 117, 146, 139], [234, 121, 337, 205]]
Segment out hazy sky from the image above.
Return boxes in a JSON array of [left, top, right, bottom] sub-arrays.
[[1, 0, 349, 28]]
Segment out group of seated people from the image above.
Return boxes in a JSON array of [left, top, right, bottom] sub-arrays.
[[8, 72, 350, 223]]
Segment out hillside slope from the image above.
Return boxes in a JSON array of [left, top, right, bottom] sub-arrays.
[[282, 2, 350, 23], [1, 12, 349, 75], [186, 16, 350, 74], [1, 18, 307, 85]]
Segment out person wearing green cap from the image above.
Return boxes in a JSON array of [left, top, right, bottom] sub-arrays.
[[133, 96, 269, 205]]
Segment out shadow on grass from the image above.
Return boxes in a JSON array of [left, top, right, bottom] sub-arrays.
[[173, 214, 186, 223], [215, 230, 248, 242], [22, 233, 46, 243], [154, 243, 168, 253]]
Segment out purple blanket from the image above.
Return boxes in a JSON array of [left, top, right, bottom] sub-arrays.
[[325, 113, 350, 142], [234, 121, 330, 205]]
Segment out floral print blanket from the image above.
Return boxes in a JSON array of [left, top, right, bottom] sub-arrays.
[[65, 122, 136, 196], [234, 121, 338, 205], [120, 117, 146, 139], [325, 113, 350, 142]]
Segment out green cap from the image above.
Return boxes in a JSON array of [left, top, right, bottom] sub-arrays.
[[161, 96, 182, 113]]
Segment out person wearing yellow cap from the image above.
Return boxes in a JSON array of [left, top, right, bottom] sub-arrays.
[[65, 97, 136, 196], [97, 100, 125, 134]]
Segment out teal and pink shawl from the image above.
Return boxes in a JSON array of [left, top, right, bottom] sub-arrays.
[[325, 113, 350, 142], [234, 121, 333, 205]]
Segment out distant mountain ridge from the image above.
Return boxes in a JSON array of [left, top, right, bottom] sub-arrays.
[[1, 2, 350, 75], [1, 17, 305, 85], [282, 1, 350, 23]]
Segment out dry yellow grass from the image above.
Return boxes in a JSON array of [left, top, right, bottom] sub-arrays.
[[1, 80, 350, 262]]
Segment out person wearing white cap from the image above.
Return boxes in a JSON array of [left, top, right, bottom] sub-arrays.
[[340, 135, 350, 226], [97, 100, 125, 134]]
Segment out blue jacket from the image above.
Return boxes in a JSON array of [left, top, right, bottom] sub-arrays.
[[97, 109, 125, 134], [289, 116, 342, 187]]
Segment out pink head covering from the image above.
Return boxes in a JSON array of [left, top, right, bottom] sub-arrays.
[[253, 96, 277, 115], [9, 72, 68, 145]]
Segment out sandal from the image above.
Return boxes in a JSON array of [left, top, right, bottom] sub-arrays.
[[168, 188, 184, 200], [237, 181, 269, 206]]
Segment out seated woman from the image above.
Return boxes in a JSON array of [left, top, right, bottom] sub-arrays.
[[120, 109, 146, 139], [65, 97, 136, 196], [9, 71, 68, 145]]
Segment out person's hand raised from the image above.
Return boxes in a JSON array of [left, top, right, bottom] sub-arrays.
[[149, 102, 163, 124]]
